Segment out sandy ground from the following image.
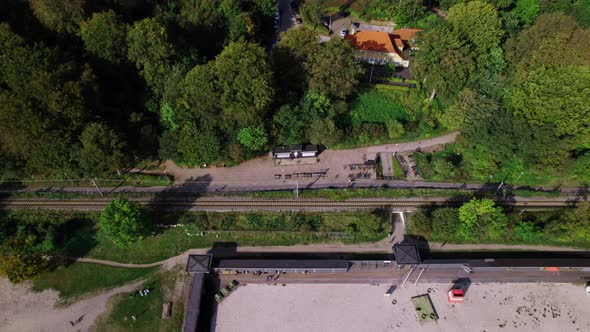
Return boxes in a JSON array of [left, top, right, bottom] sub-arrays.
[[215, 283, 590, 332], [164, 132, 458, 184], [0, 277, 144, 332]]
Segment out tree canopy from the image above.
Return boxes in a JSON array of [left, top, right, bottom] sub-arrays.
[[100, 197, 147, 247], [126, 17, 175, 95], [308, 39, 363, 99], [79, 123, 126, 176], [80, 10, 126, 63], [215, 40, 273, 128], [30, 0, 86, 34], [458, 199, 507, 240], [447, 1, 503, 52]]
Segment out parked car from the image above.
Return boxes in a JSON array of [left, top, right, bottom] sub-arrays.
[[586, 283, 590, 295], [340, 29, 348, 37]]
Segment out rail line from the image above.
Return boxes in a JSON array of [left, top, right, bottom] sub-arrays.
[[0, 197, 579, 211]]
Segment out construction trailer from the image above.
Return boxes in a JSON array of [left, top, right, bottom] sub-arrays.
[[272, 144, 318, 159], [448, 289, 465, 304]]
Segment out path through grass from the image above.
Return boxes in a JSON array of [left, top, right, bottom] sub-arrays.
[[93, 267, 186, 332], [32, 262, 158, 303]]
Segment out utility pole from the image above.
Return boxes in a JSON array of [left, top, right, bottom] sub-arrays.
[[369, 65, 374, 83], [493, 181, 504, 199], [515, 171, 524, 184], [294, 180, 299, 199], [91, 179, 104, 197]]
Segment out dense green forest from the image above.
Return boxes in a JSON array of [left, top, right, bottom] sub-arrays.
[[413, 0, 590, 185], [0, 0, 589, 186], [409, 200, 590, 248]]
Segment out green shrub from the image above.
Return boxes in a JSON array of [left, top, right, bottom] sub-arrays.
[[408, 210, 432, 237], [514, 221, 542, 242], [431, 208, 460, 240], [350, 90, 409, 125]]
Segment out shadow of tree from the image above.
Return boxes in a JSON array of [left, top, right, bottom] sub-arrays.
[[143, 175, 213, 237]]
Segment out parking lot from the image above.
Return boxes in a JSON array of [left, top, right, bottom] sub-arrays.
[[216, 283, 590, 332]]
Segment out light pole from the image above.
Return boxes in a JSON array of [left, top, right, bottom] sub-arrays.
[[294, 180, 299, 199], [515, 171, 524, 184], [91, 179, 104, 197]]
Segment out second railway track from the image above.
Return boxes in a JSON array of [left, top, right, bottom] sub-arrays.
[[0, 197, 579, 211]]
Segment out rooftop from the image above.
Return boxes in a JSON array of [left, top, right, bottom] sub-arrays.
[[392, 28, 423, 42], [345, 30, 398, 54], [186, 254, 212, 273], [394, 243, 421, 265]]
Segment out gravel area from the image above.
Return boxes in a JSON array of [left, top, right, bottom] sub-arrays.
[[0, 277, 144, 332], [215, 283, 590, 332]]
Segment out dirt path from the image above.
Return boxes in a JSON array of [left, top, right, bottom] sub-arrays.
[[366, 131, 459, 153], [0, 278, 145, 332]]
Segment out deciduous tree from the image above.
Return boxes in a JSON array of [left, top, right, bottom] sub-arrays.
[[30, 0, 86, 34], [447, 1, 503, 52], [127, 18, 175, 94], [177, 123, 221, 164], [308, 39, 363, 99], [0, 251, 46, 283], [514, 0, 540, 25], [79, 123, 126, 176], [215, 40, 273, 128], [99, 197, 147, 247], [507, 65, 590, 146], [458, 199, 506, 240], [80, 10, 127, 63], [238, 125, 268, 152]]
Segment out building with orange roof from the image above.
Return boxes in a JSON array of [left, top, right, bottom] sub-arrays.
[[344, 28, 422, 67]]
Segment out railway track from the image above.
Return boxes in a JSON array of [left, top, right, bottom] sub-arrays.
[[0, 197, 579, 211]]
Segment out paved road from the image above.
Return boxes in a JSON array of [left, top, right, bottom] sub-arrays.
[[278, 0, 296, 34]]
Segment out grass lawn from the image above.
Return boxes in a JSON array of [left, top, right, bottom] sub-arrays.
[[32, 262, 158, 303], [392, 156, 404, 178], [86, 211, 390, 264], [333, 85, 450, 149], [93, 267, 186, 332], [412, 294, 437, 324], [350, 89, 409, 125], [322, 0, 370, 17], [1, 173, 172, 189]]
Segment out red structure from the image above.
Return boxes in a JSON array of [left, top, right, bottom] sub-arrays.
[[448, 289, 465, 304]]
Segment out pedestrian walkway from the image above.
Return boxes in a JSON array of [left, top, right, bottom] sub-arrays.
[[381, 152, 394, 178]]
